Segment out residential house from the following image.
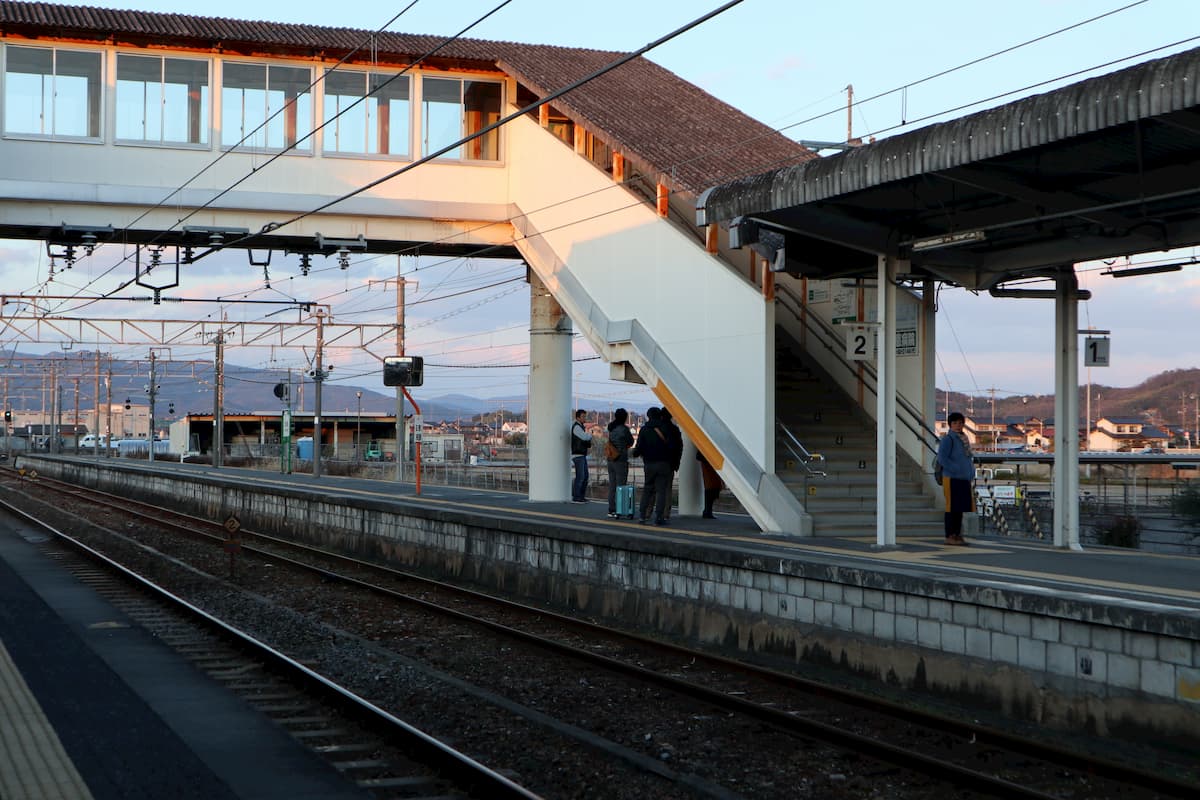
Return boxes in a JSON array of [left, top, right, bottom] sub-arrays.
[[1087, 416, 1170, 451]]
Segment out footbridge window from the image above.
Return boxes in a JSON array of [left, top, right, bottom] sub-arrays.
[[116, 54, 209, 145], [221, 62, 312, 152], [421, 76, 501, 161], [322, 70, 410, 157], [3, 45, 101, 139]]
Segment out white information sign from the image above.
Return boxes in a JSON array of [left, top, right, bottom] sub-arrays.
[[832, 285, 856, 324], [807, 280, 830, 303], [896, 300, 919, 357], [1084, 337, 1110, 367], [413, 414, 423, 443], [991, 485, 1019, 506]]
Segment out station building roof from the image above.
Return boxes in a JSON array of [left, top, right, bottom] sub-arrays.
[[697, 45, 1200, 290]]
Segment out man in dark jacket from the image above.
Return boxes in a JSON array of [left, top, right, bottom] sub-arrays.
[[631, 407, 672, 525], [659, 408, 684, 520], [570, 409, 592, 502]]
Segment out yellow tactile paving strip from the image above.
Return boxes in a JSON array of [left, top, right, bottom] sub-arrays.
[[0, 640, 94, 800]]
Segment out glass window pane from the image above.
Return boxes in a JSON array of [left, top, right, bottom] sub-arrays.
[[463, 80, 501, 161], [323, 70, 366, 153], [222, 62, 267, 147], [370, 73, 409, 157], [265, 65, 311, 151], [4, 46, 53, 134], [163, 58, 208, 144], [116, 54, 159, 140], [422, 77, 461, 159], [53, 50, 101, 137]]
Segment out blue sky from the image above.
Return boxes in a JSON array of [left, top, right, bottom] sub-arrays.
[[2, 0, 1197, 404]]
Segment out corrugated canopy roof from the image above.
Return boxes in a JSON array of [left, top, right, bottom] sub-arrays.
[[698, 46, 1200, 290], [0, 1, 812, 195]]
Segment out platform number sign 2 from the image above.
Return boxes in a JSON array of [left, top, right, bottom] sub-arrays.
[[1084, 337, 1110, 368], [847, 326, 871, 361]]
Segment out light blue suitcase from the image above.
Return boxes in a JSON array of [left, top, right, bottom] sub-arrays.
[[615, 484, 636, 519]]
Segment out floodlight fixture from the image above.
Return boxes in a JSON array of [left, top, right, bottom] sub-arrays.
[[989, 287, 1092, 300], [1103, 262, 1187, 279], [910, 230, 986, 251]]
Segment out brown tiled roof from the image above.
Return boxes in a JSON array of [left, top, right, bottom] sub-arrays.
[[0, 1, 813, 194]]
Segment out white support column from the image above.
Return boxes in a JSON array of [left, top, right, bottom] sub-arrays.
[[875, 255, 898, 548], [678, 435, 701, 516], [921, 279, 938, 476], [528, 273, 572, 502], [1053, 271, 1083, 550]]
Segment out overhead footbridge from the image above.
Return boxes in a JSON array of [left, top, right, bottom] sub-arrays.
[[0, 2, 825, 534]]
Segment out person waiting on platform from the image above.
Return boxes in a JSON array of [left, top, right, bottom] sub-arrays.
[[605, 408, 634, 518], [570, 409, 592, 503], [937, 411, 975, 546], [658, 408, 683, 520], [697, 450, 723, 519], [631, 407, 672, 525]]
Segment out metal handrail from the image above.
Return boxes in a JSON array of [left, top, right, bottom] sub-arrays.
[[776, 419, 826, 477], [776, 283, 939, 457]]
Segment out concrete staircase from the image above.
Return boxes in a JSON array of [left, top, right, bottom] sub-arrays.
[[775, 342, 943, 537]]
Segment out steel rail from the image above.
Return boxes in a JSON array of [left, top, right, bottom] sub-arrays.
[[0, 489, 542, 800], [17, 473, 1191, 799]]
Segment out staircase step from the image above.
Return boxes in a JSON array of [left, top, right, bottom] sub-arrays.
[[776, 330, 943, 537]]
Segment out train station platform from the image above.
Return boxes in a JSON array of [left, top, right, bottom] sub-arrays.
[[0, 497, 369, 800], [11, 454, 1200, 755]]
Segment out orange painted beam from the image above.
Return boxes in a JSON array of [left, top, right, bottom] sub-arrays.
[[651, 383, 724, 471]]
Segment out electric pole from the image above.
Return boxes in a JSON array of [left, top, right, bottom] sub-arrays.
[[93, 351, 101, 455], [310, 309, 329, 480], [147, 349, 157, 463], [213, 332, 225, 469]]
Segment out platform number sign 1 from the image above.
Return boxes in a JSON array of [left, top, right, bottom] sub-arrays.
[[1084, 337, 1110, 368], [846, 326, 870, 361]]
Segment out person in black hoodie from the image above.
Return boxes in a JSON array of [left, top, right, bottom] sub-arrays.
[[659, 408, 683, 520], [605, 408, 634, 518], [631, 407, 672, 525]]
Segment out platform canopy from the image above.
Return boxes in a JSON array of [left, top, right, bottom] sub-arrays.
[[697, 46, 1200, 291]]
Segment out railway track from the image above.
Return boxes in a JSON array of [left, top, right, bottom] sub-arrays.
[[0, 489, 539, 800], [2, 469, 1196, 799]]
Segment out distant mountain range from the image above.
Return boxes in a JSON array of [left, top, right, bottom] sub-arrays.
[[5, 349, 1194, 428], [942, 367, 1200, 430], [0, 349, 645, 423]]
